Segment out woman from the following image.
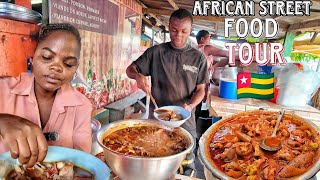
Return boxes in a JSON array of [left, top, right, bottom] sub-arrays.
[[0, 23, 93, 167]]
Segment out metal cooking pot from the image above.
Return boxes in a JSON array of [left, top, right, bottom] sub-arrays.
[[91, 119, 103, 155], [212, 67, 243, 85], [198, 111, 320, 180], [0, 2, 42, 24], [96, 119, 195, 180]]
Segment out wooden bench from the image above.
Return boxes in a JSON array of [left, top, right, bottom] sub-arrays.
[[105, 89, 147, 122]]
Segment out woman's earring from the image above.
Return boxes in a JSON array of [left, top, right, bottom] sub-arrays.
[[27, 57, 33, 73], [73, 70, 78, 79]]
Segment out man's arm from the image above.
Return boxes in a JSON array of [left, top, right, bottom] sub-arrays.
[[204, 45, 229, 57], [182, 84, 206, 112], [204, 45, 240, 67], [126, 63, 148, 93]]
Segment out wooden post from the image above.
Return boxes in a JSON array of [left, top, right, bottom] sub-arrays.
[[42, 0, 49, 24], [152, 29, 155, 46], [283, 31, 296, 58], [167, 0, 179, 10], [311, 32, 318, 44]]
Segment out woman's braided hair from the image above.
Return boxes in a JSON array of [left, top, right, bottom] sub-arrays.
[[38, 23, 81, 48]]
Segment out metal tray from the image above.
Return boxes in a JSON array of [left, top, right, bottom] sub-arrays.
[[0, 2, 42, 24]]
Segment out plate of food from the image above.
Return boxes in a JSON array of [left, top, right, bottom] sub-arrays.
[[153, 106, 191, 127], [0, 146, 110, 180], [198, 110, 320, 180]]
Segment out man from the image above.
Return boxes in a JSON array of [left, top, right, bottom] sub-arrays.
[[196, 30, 232, 75], [194, 30, 240, 143], [126, 9, 209, 176]]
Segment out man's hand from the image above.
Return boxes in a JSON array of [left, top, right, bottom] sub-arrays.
[[182, 103, 193, 112], [126, 64, 149, 93], [135, 73, 149, 93], [0, 114, 48, 167]]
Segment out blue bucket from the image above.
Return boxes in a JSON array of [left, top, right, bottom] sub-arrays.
[[219, 78, 237, 100], [212, 116, 222, 124], [258, 65, 273, 74]]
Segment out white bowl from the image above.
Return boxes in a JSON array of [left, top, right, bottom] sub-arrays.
[[153, 106, 191, 127]]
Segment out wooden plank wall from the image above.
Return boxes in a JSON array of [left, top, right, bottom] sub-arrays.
[[77, 0, 143, 107], [49, 0, 143, 108]]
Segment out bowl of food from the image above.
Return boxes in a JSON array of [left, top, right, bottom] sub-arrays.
[[198, 110, 320, 180], [0, 146, 110, 180], [96, 119, 194, 180], [153, 106, 191, 127]]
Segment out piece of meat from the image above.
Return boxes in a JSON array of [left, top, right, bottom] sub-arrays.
[[47, 164, 59, 178], [268, 167, 276, 180], [234, 130, 252, 142], [227, 169, 243, 178], [235, 142, 253, 156], [220, 147, 236, 161], [209, 142, 223, 149], [278, 153, 314, 178], [58, 162, 74, 178], [278, 165, 307, 178], [252, 141, 263, 157], [291, 130, 305, 138], [286, 139, 303, 150], [273, 148, 295, 162], [25, 163, 48, 180], [288, 152, 313, 168]]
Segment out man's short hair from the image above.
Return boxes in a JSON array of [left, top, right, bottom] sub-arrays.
[[169, 9, 193, 24], [196, 30, 209, 44]]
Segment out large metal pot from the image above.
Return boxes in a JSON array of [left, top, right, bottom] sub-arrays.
[[0, 2, 42, 24], [212, 67, 243, 85], [198, 111, 320, 180], [96, 119, 194, 180]]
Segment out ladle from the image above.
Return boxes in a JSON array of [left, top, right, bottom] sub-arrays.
[[259, 110, 285, 151]]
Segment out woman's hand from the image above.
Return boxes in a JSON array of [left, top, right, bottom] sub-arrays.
[[0, 114, 48, 167]]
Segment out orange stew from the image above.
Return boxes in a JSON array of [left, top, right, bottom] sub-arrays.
[[103, 126, 188, 157], [206, 110, 320, 179]]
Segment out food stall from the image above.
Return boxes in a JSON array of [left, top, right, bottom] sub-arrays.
[[0, 0, 320, 180]]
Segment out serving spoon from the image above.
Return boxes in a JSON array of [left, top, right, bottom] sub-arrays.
[[260, 110, 285, 151], [147, 89, 159, 109]]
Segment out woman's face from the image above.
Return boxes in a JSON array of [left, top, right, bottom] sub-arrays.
[[32, 30, 80, 93]]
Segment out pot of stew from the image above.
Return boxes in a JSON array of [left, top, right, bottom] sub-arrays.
[[96, 119, 194, 180], [199, 110, 320, 180]]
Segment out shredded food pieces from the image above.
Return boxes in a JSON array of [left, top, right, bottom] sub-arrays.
[[7, 161, 93, 180], [155, 109, 183, 121], [103, 126, 188, 157]]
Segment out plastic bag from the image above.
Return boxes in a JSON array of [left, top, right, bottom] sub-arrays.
[[276, 63, 320, 107]]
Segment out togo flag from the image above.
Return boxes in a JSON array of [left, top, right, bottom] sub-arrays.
[[237, 72, 274, 99]]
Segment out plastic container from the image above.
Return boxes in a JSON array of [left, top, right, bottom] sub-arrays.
[[219, 78, 237, 100], [258, 65, 273, 74]]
